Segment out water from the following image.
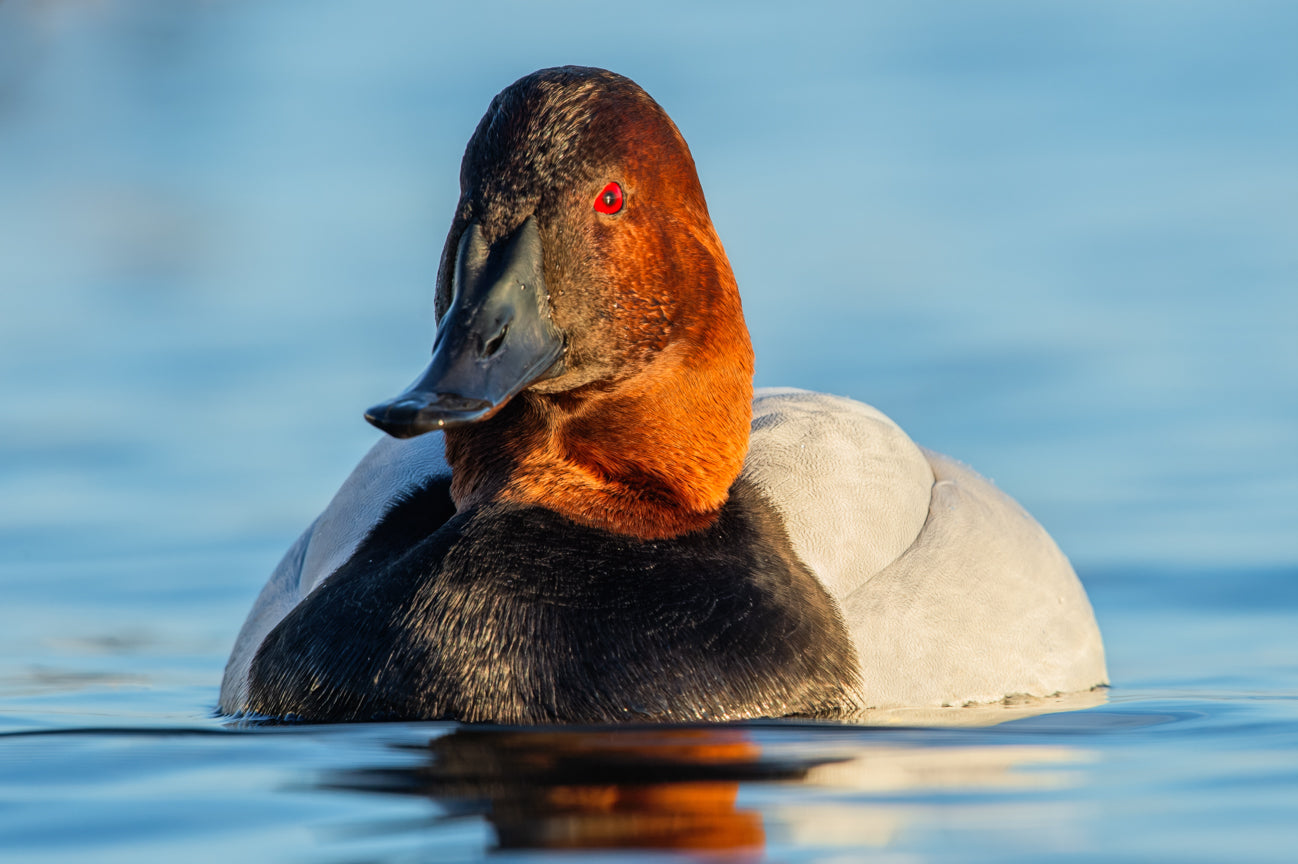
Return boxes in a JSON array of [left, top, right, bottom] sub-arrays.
[[1, 1, 1295, 861]]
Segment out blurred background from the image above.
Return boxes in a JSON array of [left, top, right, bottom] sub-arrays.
[[0, 0, 1295, 708]]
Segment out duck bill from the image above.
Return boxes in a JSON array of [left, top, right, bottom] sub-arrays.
[[364, 216, 564, 438]]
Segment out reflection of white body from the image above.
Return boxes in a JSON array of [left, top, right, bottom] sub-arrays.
[[221, 388, 1107, 714]]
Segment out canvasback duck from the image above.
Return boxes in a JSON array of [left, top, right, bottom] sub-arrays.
[[220, 66, 1107, 723]]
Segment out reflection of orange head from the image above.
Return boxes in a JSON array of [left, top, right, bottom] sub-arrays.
[[525, 731, 766, 853], [532, 780, 763, 853]]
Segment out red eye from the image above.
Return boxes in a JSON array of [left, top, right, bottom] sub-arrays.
[[594, 181, 624, 215]]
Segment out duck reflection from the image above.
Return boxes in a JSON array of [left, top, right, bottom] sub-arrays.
[[325, 726, 789, 854], [318, 708, 1097, 858]]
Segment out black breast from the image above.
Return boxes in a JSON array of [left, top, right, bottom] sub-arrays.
[[246, 478, 861, 723]]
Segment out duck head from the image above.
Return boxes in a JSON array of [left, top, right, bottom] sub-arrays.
[[366, 66, 754, 540]]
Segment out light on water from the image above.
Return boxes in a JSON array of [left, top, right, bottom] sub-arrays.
[[2, 1, 1296, 861]]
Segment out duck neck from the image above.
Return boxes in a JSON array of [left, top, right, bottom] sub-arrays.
[[445, 315, 754, 541]]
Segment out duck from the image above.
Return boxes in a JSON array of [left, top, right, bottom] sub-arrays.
[[219, 66, 1107, 724]]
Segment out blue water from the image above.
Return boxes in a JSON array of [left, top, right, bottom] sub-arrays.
[[1, 1, 1295, 861]]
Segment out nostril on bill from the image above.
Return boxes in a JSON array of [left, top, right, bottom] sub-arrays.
[[481, 323, 509, 358]]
